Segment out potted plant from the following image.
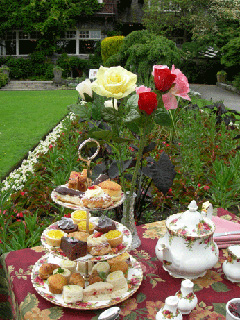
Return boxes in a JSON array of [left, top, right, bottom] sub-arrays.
[[53, 66, 63, 84], [216, 70, 227, 83]]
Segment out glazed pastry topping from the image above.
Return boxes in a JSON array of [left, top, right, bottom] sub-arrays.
[[58, 217, 75, 230], [55, 186, 84, 197], [97, 216, 115, 228]]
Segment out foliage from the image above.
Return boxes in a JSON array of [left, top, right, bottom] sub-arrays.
[[233, 73, 240, 91], [0, 71, 8, 88], [0, 0, 103, 56], [221, 37, 240, 69], [101, 36, 125, 65], [116, 30, 183, 84]]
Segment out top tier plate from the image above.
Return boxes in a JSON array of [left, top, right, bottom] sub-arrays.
[[51, 185, 125, 211]]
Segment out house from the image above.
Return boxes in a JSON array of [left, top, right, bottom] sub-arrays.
[[0, 0, 119, 58], [0, 0, 149, 58]]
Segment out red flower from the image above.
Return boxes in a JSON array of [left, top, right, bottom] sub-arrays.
[[20, 191, 25, 196], [138, 92, 158, 115], [153, 66, 176, 92], [204, 185, 210, 190]]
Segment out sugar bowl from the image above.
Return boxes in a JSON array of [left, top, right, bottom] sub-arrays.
[[223, 245, 240, 282]]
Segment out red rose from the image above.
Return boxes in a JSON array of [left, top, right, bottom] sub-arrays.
[[153, 68, 176, 92], [138, 92, 158, 115]]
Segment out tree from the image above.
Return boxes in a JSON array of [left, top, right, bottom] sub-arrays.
[[0, 0, 102, 55], [142, 0, 240, 45]]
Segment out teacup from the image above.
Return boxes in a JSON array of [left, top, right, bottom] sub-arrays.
[[226, 298, 240, 320], [223, 245, 240, 282]]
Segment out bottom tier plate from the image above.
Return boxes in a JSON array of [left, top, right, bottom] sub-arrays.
[[31, 253, 143, 310]]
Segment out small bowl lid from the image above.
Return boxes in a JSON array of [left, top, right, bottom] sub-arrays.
[[166, 200, 215, 237], [228, 245, 240, 259]]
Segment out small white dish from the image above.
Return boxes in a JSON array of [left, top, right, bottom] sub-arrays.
[[223, 245, 240, 282], [226, 298, 240, 320]]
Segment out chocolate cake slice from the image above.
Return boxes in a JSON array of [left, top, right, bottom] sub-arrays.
[[95, 216, 116, 234], [54, 186, 84, 205], [60, 237, 87, 261]]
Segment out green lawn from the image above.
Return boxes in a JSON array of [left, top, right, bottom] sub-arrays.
[[0, 90, 78, 180]]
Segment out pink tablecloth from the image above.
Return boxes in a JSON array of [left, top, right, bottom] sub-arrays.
[[1, 208, 240, 320]]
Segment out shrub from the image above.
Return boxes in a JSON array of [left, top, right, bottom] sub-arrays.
[[118, 30, 183, 84], [233, 73, 240, 91], [0, 71, 8, 88], [104, 53, 122, 67], [101, 36, 125, 65]]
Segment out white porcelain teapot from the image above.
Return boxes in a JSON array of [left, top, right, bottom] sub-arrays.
[[155, 200, 219, 279]]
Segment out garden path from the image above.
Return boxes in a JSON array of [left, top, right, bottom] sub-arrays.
[[190, 84, 240, 113]]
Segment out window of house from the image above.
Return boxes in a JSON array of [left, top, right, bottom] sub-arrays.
[[19, 31, 39, 55], [1, 32, 16, 55]]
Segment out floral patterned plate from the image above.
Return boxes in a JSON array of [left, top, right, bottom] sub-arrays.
[[41, 217, 132, 262], [51, 185, 125, 211], [31, 253, 143, 310]]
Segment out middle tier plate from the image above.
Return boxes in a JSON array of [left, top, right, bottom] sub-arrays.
[[41, 217, 132, 262]]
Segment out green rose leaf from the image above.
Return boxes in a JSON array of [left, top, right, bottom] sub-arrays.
[[137, 292, 146, 303], [211, 282, 231, 292], [101, 108, 116, 123], [154, 109, 172, 127], [89, 130, 113, 141], [126, 93, 139, 108], [67, 103, 91, 120], [213, 303, 226, 316]]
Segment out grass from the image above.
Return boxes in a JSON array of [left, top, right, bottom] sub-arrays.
[[0, 90, 78, 180]]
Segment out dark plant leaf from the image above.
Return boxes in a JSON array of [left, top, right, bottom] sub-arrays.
[[142, 152, 176, 194], [154, 109, 172, 127], [88, 130, 113, 141], [101, 108, 119, 124], [92, 164, 106, 179], [143, 142, 156, 154], [108, 159, 133, 179]]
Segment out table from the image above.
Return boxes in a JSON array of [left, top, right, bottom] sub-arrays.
[[1, 208, 240, 320]]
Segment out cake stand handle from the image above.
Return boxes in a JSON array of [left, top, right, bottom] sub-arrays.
[[78, 138, 100, 188]]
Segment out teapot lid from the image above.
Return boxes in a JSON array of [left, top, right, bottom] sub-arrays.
[[166, 200, 215, 237]]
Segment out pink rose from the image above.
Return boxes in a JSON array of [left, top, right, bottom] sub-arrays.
[[162, 65, 191, 110], [136, 85, 151, 94]]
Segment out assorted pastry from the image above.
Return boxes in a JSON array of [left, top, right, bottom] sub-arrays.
[[37, 253, 131, 303], [53, 172, 122, 209], [43, 216, 126, 260]]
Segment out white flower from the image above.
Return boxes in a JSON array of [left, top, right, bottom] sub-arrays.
[[104, 99, 118, 110], [1, 113, 77, 196], [76, 79, 93, 101]]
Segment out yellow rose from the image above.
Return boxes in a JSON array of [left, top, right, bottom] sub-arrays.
[[91, 66, 137, 99]]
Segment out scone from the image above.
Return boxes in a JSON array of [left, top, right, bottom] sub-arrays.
[[98, 180, 122, 202], [48, 274, 68, 294], [39, 263, 60, 280], [67, 231, 89, 242], [69, 272, 85, 287]]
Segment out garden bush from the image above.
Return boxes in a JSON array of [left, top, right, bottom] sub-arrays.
[[0, 70, 8, 88], [101, 35, 125, 65], [221, 37, 240, 81], [117, 30, 183, 84]]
